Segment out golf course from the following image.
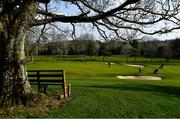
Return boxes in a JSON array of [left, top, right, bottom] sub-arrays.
[[2, 0, 180, 118], [26, 55, 180, 118]]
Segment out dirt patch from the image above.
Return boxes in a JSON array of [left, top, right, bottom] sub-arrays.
[[117, 76, 162, 80]]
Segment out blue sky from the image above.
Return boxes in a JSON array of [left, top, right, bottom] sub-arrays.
[[47, 0, 180, 41]]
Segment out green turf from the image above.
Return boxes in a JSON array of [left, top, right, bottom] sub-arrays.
[[27, 55, 180, 118]]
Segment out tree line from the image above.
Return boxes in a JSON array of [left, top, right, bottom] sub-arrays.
[[26, 32, 180, 61]]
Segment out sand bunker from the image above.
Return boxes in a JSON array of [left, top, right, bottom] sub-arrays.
[[117, 76, 162, 80], [123, 63, 144, 68], [105, 62, 115, 64]]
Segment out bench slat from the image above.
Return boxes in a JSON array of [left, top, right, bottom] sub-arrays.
[[30, 82, 63, 85], [28, 70, 63, 72], [28, 74, 63, 77], [29, 79, 64, 83]]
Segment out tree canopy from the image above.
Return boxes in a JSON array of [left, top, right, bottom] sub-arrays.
[[1, 0, 180, 39]]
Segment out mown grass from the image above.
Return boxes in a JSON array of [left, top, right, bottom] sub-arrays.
[[27, 55, 180, 118]]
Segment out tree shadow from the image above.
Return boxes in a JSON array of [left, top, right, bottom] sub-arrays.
[[84, 84, 180, 98]]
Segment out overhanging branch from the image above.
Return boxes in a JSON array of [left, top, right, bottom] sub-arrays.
[[36, 0, 50, 3], [31, 0, 140, 26]]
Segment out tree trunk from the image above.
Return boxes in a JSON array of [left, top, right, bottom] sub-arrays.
[[0, 27, 32, 106], [103, 56, 105, 62], [127, 55, 129, 63], [30, 51, 34, 63], [150, 56, 153, 62], [58, 54, 61, 62], [0, 1, 36, 107]]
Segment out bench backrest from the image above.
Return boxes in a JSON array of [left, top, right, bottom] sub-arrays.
[[28, 70, 66, 91]]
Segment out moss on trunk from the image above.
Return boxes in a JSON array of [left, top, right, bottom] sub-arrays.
[[0, 1, 36, 107]]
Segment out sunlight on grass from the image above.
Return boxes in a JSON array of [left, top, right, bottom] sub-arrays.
[[27, 55, 180, 118]]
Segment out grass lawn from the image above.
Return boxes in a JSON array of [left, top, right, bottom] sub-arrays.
[[27, 55, 180, 118]]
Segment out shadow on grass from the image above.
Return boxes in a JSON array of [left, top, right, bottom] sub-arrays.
[[82, 84, 180, 98]]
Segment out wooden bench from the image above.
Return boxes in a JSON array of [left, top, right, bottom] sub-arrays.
[[28, 70, 71, 98]]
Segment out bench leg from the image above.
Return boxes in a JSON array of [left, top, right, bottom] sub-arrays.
[[61, 84, 71, 99], [40, 84, 48, 94], [66, 84, 71, 96], [43, 84, 48, 94], [39, 84, 43, 93]]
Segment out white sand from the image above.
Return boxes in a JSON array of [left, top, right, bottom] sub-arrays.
[[117, 76, 162, 80], [122, 63, 144, 68], [105, 62, 115, 64]]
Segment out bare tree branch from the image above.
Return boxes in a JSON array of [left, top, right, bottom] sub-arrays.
[[31, 0, 140, 26]]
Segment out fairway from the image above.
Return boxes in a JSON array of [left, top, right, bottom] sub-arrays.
[[26, 56, 180, 118]]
